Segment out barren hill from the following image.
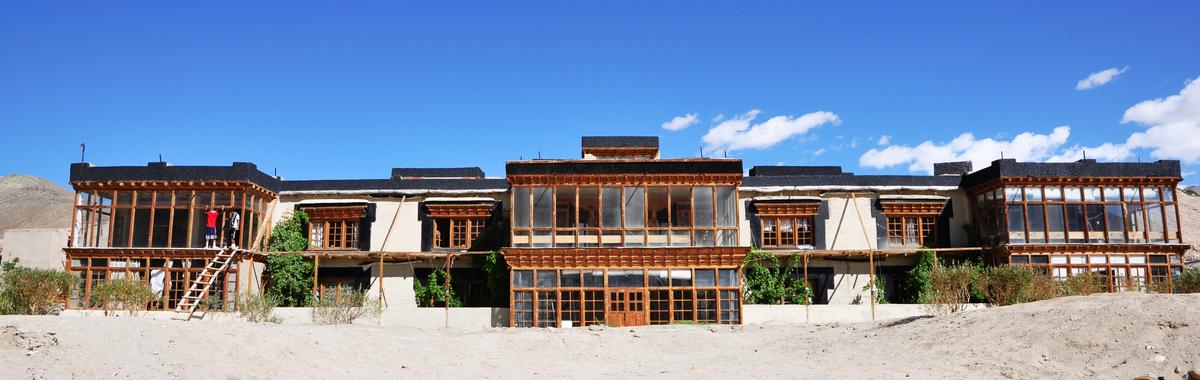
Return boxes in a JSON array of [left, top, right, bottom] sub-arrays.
[[0, 174, 73, 238], [1178, 190, 1200, 260]]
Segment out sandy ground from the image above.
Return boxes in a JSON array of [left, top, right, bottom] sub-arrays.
[[3, 294, 1198, 379]]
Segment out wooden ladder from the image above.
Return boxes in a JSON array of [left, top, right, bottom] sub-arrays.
[[172, 248, 237, 321]]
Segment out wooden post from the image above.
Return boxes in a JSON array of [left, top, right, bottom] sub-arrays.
[[378, 255, 387, 308], [848, 192, 876, 322], [312, 255, 320, 301], [803, 253, 810, 323], [444, 254, 456, 328]]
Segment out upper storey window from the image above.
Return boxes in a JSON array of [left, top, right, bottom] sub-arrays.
[[70, 189, 267, 249], [426, 203, 494, 250], [989, 184, 1180, 245], [880, 201, 944, 247], [511, 185, 738, 248], [754, 202, 818, 248], [302, 206, 366, 250]]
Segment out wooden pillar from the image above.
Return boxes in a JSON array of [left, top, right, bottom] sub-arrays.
[[444, 254, 456, 328], [378, 255, 387, 308], [312, 255, 320, 301], [803, 253, 810, 323]]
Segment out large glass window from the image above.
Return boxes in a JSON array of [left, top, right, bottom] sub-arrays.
[[71, 189, 264, 249], [988, 184, 1179, 245], [512, 184, 738, 248]]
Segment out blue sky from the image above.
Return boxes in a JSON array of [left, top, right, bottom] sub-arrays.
[[2, 2, 1199, 186]]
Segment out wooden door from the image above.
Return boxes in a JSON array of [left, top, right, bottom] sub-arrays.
[[606, 289, 647, 327]]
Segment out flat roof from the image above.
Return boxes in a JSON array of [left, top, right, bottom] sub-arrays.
[[962, 159, 1182, 188], [506, 158, 742, 176]]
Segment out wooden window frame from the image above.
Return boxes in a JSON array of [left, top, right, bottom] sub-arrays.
[[987, 184, 1180, 245], [510, 184, 740, 249], [433, 217, 486, 250]]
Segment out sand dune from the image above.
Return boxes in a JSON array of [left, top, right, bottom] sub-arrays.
[[3, 293, 1198, 379]]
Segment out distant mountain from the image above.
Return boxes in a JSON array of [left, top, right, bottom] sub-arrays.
[[0, 174, 73, 238]]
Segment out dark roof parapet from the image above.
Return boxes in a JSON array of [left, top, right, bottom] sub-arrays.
[[961, 159, 1182, 189], [69, 162, 282, 192], [933, 161, 973, 176], [581, 136, 659, 148], [390, 167, 484, 179], [749, 166, 843, 177], [506, 159, 742, 176]]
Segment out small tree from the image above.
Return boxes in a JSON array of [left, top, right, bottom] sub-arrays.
[[265, 211, 314, 307], [1175, 268, 1200, 293], [0, 259, 79, 315], [90, 279, 156, 316], [742, 250, 810, 305]]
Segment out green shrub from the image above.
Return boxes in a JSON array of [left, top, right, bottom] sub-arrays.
[[265, 253, 313, 307], [90, 279, 157, 316], [1059, 272, 1102, 296], [974, 266, 1037, 306], [236, 291, 282, 323], [311, 290, 380, 325], [0, 259, 79, 315], [1175, 268, 1200, 293], [481, 250, 509, 306], [925, 264, 979, 315], [413, 268, 462, 307], [265, 211, 314, 307]]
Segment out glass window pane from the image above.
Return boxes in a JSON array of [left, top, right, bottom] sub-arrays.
[[601, 187, 621, 228], [717, 230, 738, 247], [136, 191, 152, 206], [670, 269, 692, 286], [693, 186, 714, 227], [1005, 187, 1023, 202], [1165, 204, 1178, 241], [1164, 187, 1175, 202], [1123, 187, 1140, 202], [718, 269, 738, 286], [1044, 186, 1062, 201], [716, 187, 737, 227], [1126, 204, 1145, 242], [1146, 203, 1164, 242], [1027, 205, 1046, 243], [115, 191, 133, 206], [555, 186, 576, 228], [1105, 204, 1126, 242], [1007, 205, 1026, 242], [1024, 186, 1042, 202], [578, 187, 599, 228], [512, 270, 533, 288], [623, 187, 645, 228], [583, 270, 604, 288], [536, 270, 557, 288], [1102, 187, 1120, 202], [695, 230, 715, 247], [670, 187, 692, 228], [695, 269, 717, 287], [560, 270, 581, 287], [513, 187, 530, 228], [648, 269, 669, 287], [1083, 187, 1101, 202], [1064, 187, 1082, 202], [532, 187, 553, 228], [1143, 187, 1160, 202], [1046, 204, 1065, 243], [646, 187, 669, 227], [1065, 205, 1086, 243]]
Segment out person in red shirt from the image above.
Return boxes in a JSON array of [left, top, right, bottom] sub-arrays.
[[205, 207, 219, 248]]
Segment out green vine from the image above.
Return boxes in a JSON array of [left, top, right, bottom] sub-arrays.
[[481, 251, 509, 306], [413, 268, 462, 307], [742, 250, 810, 305]]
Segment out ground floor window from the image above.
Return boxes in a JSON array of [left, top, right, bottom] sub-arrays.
[[1009, 253, 1183, 292], [67, 255, 239, 311], [510, 267, 741, 327]]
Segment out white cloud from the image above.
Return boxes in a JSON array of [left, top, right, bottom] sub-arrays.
[[860, 74, 1200, 174], [701, 109, 841, 153], [812, 148, 826, 156], [1121, 77, 1200, 163], [877, 135, 891, 146], [859, 126, 1073, 174], [661, 113, 699, 131], [1075, 66, 1129, 90]]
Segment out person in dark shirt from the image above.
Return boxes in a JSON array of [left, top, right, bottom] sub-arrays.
[[227, 209, 241, 249]]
